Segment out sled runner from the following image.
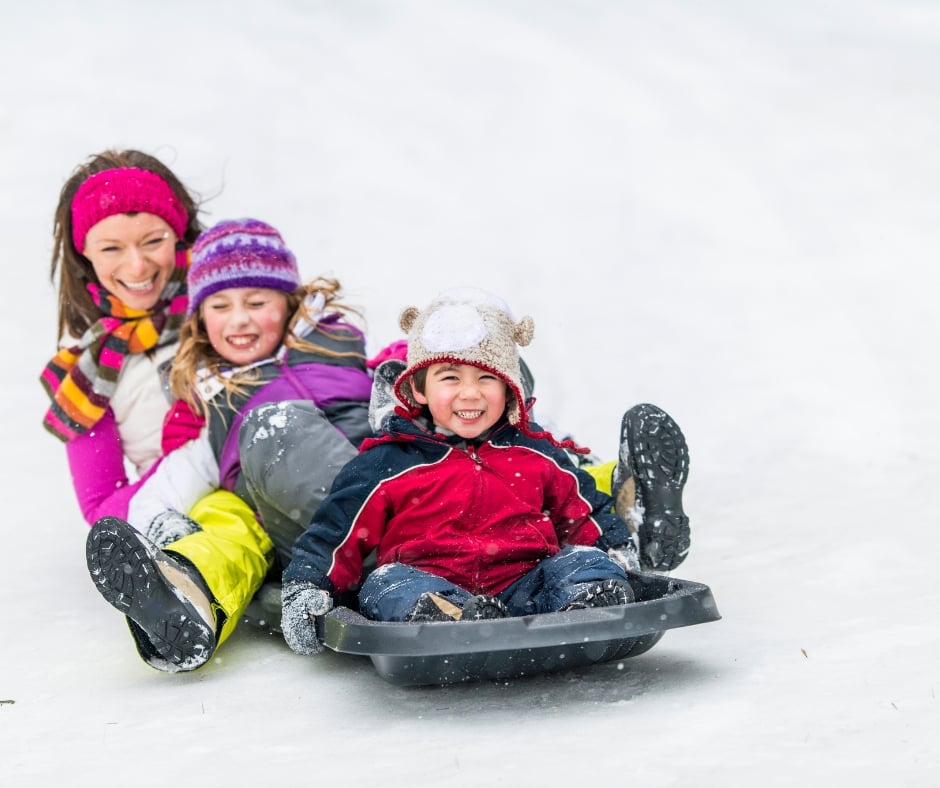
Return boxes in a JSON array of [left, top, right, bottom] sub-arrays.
[[243, 570, 719, 686]]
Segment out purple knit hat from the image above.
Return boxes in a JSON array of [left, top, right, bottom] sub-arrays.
[[186, 218, 301, 317]]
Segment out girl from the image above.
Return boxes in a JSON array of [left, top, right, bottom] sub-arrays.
[[85, 217, 375, 672]]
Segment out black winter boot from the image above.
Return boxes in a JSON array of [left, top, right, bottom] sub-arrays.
[[560, 579, 634, 611], [460, 594, 509, 621], [613, 404, 691, 572], [86, 517, 218, 672], [406, 592, 510, 622], [406, 592, 464, 622]]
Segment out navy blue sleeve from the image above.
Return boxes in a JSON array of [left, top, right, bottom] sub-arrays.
[[281, 451, 381, 592]]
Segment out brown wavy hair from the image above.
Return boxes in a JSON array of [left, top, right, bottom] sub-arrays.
[[50, 149, 203, 341]]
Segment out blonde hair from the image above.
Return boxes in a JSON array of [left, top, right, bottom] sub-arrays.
[[169, 276, 364, 417]]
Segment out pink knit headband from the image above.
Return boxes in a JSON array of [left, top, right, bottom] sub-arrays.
[[70, 167, 190, 253]]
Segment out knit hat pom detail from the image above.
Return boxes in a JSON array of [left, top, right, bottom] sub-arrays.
[[399, 306, 421, 334], [514, 316, 535, 348]]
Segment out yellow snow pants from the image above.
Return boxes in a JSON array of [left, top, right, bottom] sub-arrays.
[[166, 490, 274, 647], [582, 460, 615, 495]]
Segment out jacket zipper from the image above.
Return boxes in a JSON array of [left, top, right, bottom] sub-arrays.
[[465, 441, 484, 591]]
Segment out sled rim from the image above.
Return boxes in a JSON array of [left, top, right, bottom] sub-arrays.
[[321, 572, 720, 658]]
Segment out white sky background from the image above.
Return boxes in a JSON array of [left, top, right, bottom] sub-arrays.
[[1, 1, 938, 785]]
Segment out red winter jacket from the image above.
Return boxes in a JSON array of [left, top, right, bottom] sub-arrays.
[[284, 413, 631, 596]]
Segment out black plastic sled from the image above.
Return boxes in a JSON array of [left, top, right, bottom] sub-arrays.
[[244, 571, 720, 687]]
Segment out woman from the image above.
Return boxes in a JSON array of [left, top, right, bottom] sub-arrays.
[[43, 150, 201, 519], [41, 151, 274, 672]]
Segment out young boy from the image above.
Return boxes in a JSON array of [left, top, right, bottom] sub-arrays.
[[282, 287, 687, 655]]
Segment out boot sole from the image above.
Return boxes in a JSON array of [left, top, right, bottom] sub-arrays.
[[86, 517, 215, 670], [623, 404, 691, 571], [461, 595, 509, 621], [560, 579, 634, 610]]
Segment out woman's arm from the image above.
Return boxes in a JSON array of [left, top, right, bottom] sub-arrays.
[[65, 408, 156, 524]]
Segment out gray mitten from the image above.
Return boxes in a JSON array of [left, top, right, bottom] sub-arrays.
[[146, 510, 202, 548], [281, 582, 334, 655], [608, 541, 640, 573]]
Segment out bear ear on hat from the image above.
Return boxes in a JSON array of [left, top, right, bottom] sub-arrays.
[[514, 315, 535, 347], [399, 306, 421, 333]]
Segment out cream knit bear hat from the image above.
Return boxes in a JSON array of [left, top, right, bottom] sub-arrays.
[[394, 287, 535, 426]]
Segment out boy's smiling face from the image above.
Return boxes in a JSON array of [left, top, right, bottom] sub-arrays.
[[412, 362, 509, 439]]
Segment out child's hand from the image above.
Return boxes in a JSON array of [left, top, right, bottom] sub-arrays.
[[281, 582, 334, 655], [145, 509, 202, 549]]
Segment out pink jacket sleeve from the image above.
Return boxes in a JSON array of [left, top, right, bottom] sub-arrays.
[[65, 408, 158, 525], [367, 339, 408, 369], [161, 398, 206, 455]]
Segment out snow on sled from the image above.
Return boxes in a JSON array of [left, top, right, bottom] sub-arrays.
[[244, 570, 720, 686]]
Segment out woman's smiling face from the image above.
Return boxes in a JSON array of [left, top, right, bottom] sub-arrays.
[[82, 212, 178, 311]]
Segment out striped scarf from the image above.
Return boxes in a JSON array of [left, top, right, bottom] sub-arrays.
[[40, 246, 190, 442]]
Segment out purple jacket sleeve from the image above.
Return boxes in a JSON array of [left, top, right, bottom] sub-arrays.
[[65, 408, 158, 525]]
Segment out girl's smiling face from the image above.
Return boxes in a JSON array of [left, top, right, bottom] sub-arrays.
[[412, 362, 509, 439], [200, 287, 290, 366], [82, 212, 178, 311]]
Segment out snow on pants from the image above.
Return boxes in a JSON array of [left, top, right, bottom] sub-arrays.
[[166, 489, 274, 647], [237, 400, 359, 569], [358, 545, 630, 622]]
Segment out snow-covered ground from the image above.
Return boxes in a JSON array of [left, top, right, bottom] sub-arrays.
[[2, 2, 938, 785]]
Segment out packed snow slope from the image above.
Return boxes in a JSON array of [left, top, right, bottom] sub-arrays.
[[1, 2, 937, 785]]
